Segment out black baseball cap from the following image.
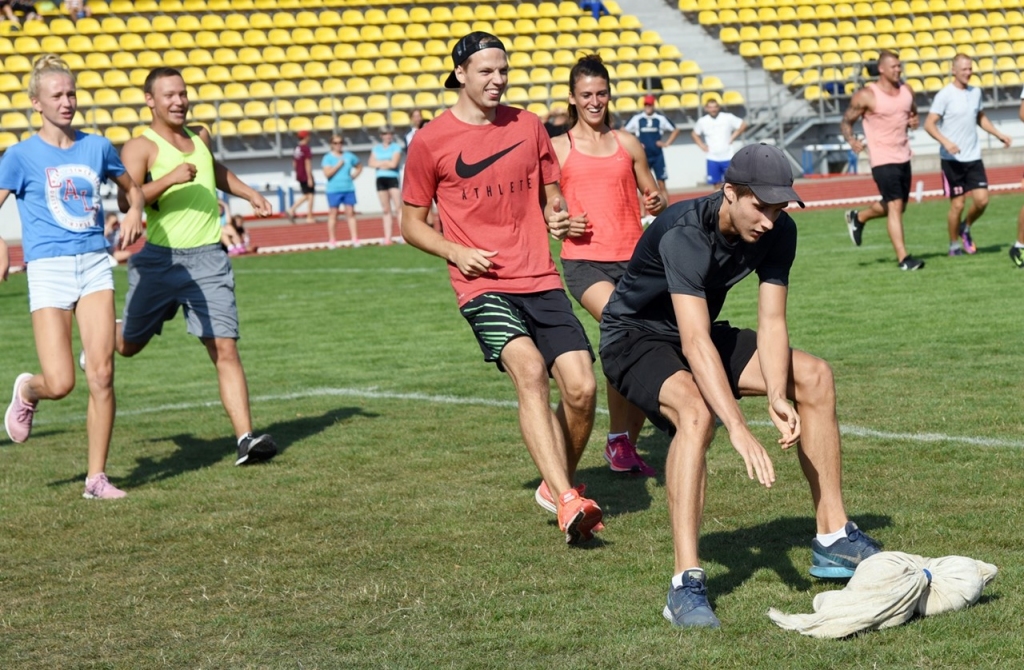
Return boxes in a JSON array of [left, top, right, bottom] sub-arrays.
[[724, 143, 805, 208], [443, 32, 507, 89]]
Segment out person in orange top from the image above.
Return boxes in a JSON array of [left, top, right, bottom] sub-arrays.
[[552, 54, 666, 478]]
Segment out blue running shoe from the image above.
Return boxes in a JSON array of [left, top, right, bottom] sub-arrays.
[[662, 569, 721, 629], [810, 521, 882, 579]]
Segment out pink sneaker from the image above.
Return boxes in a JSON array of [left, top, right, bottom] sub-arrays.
[[4, 373, 36, 444], [535, 481, 588, 514], [83, 473, 126, 499], [604, 434, 656, 476]]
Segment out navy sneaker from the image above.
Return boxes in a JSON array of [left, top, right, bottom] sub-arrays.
[[236, 433, 278, 466], [845, 209, 864, 247], [662, 569, 721, 629], [810, 521, 882, 579]]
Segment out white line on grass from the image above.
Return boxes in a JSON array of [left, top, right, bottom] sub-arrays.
[[234, 267, 437, 274], [33, 386, 1024, 449]]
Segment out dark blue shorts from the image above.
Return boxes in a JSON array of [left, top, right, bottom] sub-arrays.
[[328, 191, 356, 207], [647, 152, 668, 181]]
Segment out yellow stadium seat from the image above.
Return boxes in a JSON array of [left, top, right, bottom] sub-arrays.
[[104, 127, 132, 144], [192, 103, 218, 121], [86, 108, 113, 126], [112, 107, 139, 125], [261, 117, 287, 134], [235, 119, 260, 135], [171, 33, 197, 50], [361, 112, 387, 129], [223, 82, 249, 99], [79, 71, 105, 89], [1, 112, 30, 130], [181, 66, 208, 84]]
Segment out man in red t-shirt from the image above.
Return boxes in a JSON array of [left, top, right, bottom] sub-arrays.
[[286, 129, 314, 223], [402, 32, 604, 545]]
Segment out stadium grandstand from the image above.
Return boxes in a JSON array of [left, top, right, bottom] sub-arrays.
[[0, 0, 749, 157]]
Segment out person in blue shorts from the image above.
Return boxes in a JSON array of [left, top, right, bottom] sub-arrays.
[[0, 55, 146, 499], [625, 95, 679, 208], [322, 132, 362, 248], [368, 127, 403, 245], [692, 98, 747, 187]]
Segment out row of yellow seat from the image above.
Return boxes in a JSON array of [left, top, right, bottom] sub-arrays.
[[744, 38, 1024, 61], [681, 0, 1017, 11], [1, 30, 673, 59], [722, 17, 1024, 41]]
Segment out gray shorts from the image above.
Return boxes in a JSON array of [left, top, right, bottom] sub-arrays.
[[122, 242, 240, 343]]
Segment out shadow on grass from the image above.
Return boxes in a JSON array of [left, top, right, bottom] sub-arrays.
[[47, 406, 374, 489], [702, 513, 892, 605]]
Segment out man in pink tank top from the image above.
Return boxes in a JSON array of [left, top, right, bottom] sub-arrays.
[[840, 51, 925, 271]]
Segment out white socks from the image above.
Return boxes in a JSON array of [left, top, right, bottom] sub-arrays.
[[816, 526, 848, 547], [672, 568, 703, 588]]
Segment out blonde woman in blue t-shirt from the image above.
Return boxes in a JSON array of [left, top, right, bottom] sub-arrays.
[[368, 127, 403, 245], [0, 55, 145, 499]]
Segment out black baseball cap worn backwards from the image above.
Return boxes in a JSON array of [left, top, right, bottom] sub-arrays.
[[444, 32, 508, 89], [724, 143, 806, 208]]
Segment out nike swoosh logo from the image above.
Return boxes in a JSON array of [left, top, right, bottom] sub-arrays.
[[455, 141, 524, 178]]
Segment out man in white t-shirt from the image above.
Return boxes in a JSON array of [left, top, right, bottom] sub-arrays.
[[923, 54, 1011, 256], [691, 99, 747, 187]]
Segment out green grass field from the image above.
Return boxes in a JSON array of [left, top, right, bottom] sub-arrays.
[[2, 195, 1023, 668]]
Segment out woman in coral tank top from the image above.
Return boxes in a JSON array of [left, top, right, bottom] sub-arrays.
[[552, 54, 666, 477]]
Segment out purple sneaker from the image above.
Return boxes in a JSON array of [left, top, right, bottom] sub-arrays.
[[604, 434, 657, 476], [83, 473, 127, 499], [4, 373, 37, 443], [959, 222, 976, 254]]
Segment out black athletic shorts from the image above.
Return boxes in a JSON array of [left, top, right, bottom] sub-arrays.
[[941, 159, 988, 198], [600, 322, 757, 433], [871, 161, 912, 205], [459, 290, 594, 373], [297, 180, 314, 194], [562, 259, 628, 305], [376, 176, 400, 191]]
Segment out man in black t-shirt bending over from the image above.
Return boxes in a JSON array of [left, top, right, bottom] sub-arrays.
[[601, 144, 881, 629]]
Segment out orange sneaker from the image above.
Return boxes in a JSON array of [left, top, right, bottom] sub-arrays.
[[536, 481, 588, 515], [557, 488, 604, 545]]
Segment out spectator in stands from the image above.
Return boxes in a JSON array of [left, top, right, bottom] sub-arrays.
[[1, 0, 40, 25], [691, 98, 748, 188], [552, 54, 665, 477], [405, 109, 426, 147], [840, 51, 924, 271], [286, 129, 315, 224], [64, 0, 89, 20], [0, 54, 145, 499], [923, 54, 1011, 257], [322, 132, 362, 249], [544, 106, 570, 138], [578, 0, 610, 20], [104, 212, 135, 264], [625, 95, 679, 211], [369, 127, 403, 245]]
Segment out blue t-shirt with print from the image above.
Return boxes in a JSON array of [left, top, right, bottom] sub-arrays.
[[371, 143, 402, 178], [0, 132, 125, 262], [322, 150, 360, 193]]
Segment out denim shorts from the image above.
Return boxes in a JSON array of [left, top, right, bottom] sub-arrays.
[[26, 250, 115, 312]]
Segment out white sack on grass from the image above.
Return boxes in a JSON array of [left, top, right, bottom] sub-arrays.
[[767, 551, 997, 638]]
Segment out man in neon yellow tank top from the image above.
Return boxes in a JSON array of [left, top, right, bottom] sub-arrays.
[[840, 51, 925, 271], [115, 67, 278, 466]]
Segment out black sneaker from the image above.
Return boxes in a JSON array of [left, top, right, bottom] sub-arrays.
[[662, 569, 721, 629], [1010, 245, 1024, 269], [845, 209, 864, 246], [898, 255, 924, 271], [235, 433, 277, 466]]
